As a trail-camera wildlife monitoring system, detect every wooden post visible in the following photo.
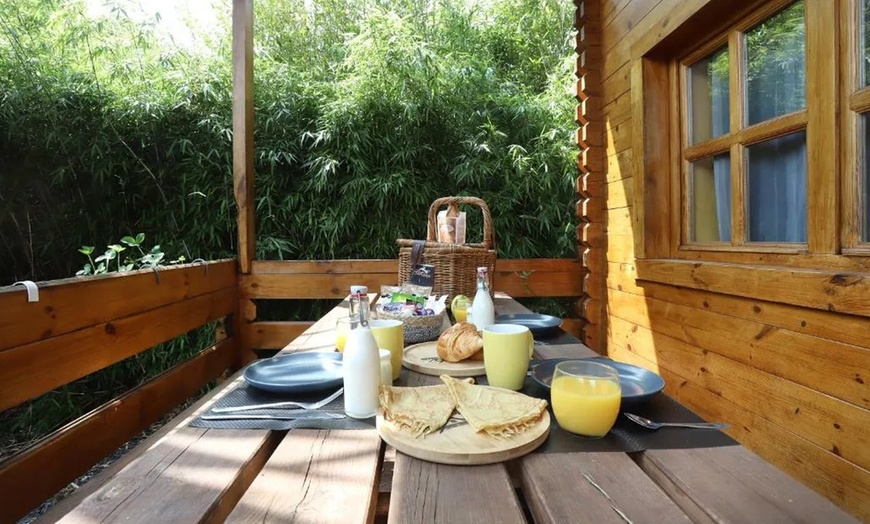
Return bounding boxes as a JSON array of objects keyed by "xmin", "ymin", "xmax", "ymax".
[
  {"xmin": 233, "ymin": 0, "xmax": 257, "ymax": 363},
  {"xmin": 233, "ymin": 0, "xmax": 255, "ymax": 275},
  {"xmin": 575, "ymin": 0, "xmax": 606, "ymax": 352}
]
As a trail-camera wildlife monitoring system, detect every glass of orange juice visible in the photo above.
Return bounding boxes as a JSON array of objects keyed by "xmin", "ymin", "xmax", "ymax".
[
  {"xmin": 335, "ymin": 317, "xmax": 352, "ymax": 352},
  {"xmin": 551, "ymin": 360, "xmax": 621, "ymax": 438}
]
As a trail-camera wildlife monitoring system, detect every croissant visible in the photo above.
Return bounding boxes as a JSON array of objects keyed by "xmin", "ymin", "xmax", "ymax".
[{"xmin": 437, "ymin": 322, "xmax": 484, "ymax": 362}]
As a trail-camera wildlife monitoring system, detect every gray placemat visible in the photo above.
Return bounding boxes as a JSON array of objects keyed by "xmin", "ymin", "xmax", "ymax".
[
  {"xmin": 519, "ymin": 376, "xmax": 737, "ymax": 453},
  {"xmin": 190, "ymin": 383, "xmax": 375, "ymax": 430}
]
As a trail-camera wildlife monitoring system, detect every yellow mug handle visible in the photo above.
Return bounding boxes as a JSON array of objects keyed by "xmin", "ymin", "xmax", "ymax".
[{"xmin": 527, "ymin": 330, "xmax": 534, "ymax": 358}]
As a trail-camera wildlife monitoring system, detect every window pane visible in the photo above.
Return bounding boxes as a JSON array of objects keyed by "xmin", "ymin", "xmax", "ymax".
[
  {"xmin": 746, "ymin": 132, "xmax": 807, "ymax": 243},
  {"xmin": 864, "ymin": 114, "xmax": 870, "ymax": 241},
  {"xmin": 690, "ymin": 154, "xmax": 731, "ymax": 242},
  {"xmin": 864, "ymin": 0, "xmax": 870, "ymax": 86},
  {"xmin": 744, "ymin": 1, "xmax": 806, "ymax": 125},
  {"xmin": 688, "ymin": 48, "xmax": 729, "ymax": 144}
]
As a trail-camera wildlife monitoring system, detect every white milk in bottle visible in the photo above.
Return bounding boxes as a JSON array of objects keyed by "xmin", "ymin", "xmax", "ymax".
[
  {"xmin": 470, "ymin": 266, "xmax": 495, "ymax": 330},
  {"xmin": 342, "ymin": 286, "xmax": 380, "ymax": 419}
]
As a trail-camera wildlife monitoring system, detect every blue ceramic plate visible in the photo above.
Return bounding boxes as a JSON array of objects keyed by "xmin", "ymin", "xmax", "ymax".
[
  {"xmin": 530, "ymin": 357, "xmax": 665, "ymax": 404},
  {"xmin": 244, "ymin": 352, "xmax": 344, "ymax": 394},
  {"xmin": 495, "ymin": 313, "xmax": 562, "ymax": 334}
]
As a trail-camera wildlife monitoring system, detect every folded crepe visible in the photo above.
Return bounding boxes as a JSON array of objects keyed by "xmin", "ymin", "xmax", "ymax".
[
  {"xmin": 440, "ymin": 375, "xmax": 548, "ymax": 438},
  {"xmin": 378, "ymin": 380, "xmax": 472, "ymax": 438}
]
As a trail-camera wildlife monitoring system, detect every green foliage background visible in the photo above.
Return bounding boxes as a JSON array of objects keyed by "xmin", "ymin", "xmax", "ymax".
[
  {"xmin": 0, "ymin": 0, "xmax": 578, "ymax": 285},
  {"xmin": 0, "ymin": 0, "xmax": 578, "ymax": 459}
]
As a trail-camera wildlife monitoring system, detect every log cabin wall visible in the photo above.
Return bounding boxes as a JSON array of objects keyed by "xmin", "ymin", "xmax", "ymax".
[{"xmin": 598, "ymin": 0, "xmax": 870, "ymax": 520}]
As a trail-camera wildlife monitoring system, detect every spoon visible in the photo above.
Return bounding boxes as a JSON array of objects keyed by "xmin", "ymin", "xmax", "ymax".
[{"xmin": 624, "ymin": 413, "xmax": 728, "ymax": 430}]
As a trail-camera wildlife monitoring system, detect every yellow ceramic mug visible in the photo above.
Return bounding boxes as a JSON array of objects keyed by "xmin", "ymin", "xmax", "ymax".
[
  {"xmin": 370, "ymin": 319, "xmax": 404, "ymax": 381},
  {"xmin": 483, "ymin": 324, "xmax": 534, "ymax": 390}
]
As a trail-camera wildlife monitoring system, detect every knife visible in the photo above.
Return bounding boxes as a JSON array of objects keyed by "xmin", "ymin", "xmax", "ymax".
[{"xmin": 202, "ymin": 412, "xmax": 346, "ymax": 421}]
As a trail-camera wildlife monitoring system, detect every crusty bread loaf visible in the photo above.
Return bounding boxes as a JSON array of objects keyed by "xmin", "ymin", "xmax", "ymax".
[{"xmin": 437, "ymin": 322, "xmax": 484, "ymax": 362}]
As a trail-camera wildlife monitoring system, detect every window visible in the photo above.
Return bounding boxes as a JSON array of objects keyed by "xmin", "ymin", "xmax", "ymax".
[
  {"xmin": 632, "ymin": 0, "xmax": 870, "ymax": 270},
  {"xmin": 682, "ymin": 1, "xmax": 808, "ymax": 249}
]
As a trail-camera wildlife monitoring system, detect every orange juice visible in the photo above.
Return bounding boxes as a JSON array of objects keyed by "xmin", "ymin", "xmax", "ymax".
[
  {"xmin": 454, "ymin": 306, "xmax": 468, "ymax": 323},
  {"xmin": 551, "ymin": 375, "xmax": 621, "ymax": 437},
  {"xmin": 336, "ymin": 332, "xmax": 347, "ymax": 352}
]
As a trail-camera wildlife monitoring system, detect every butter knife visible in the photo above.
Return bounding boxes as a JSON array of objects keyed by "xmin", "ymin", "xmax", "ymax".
[{"xmin": 202, "ymin": 412, "xmax": 345, "ymax": 421}]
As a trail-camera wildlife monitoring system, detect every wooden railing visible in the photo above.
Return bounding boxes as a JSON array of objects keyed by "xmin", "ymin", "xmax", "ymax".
[
  {"xmin": 239, "ymin": 258, "xmax": 586, "ymax": 350},
  {"xmin": 0, "ymin": 256, "xmax": 582, "ymax": 521},
  {"xmin": 0, "ymin": 260, "xmax": 241, "ymax": 523}
]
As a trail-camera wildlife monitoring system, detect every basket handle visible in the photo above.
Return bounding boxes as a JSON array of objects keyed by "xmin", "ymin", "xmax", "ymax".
[{"xmin": 426, "ymin": 196, "xmax": 494, "ymax": 248}]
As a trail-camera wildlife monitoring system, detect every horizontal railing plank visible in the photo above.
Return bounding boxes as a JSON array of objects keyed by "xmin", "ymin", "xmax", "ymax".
[
  {"xmin": 242, "ymin": 321, "xmax": 311, "ymax": 350},
  {"xmin": 252, "ymin": 259, "xmax": 398, "ymax": 274},
  {"xmin": 242, "ymin": 258, "xmax": 583, "ymax": 299},
  {"xmin": 0, "ymin": 260, "xmax": 237, "ymax": 352},
  {"xmin": 0, "ymin": 337, "xmax": 238, "ymax": 524},
  {"xmin": 0, "ymin": 287, "xmax": 236, "ymax": 411}
]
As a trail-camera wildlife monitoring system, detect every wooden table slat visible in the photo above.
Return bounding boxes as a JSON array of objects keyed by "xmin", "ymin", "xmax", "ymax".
[
  {"xmin": 388, "ymin": 456, "xmax": 526, "ymax": 524},
  {"xmin": 56, "ymin": 426, "xmax": 281, "ymax": 524},
  {"xmin": 518, "ymin": 452, "xmax": 690, "ymax": 524},
  {"xmin": 636, "ymin": 446, "xmax": 861, "ymax": 524},
  {"xmin": 227, "ymin": 429, "xmax": 383, "ymax": 524}
]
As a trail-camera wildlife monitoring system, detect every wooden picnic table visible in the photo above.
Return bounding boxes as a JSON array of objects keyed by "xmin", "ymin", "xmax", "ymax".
[{"xmin": 40, "ymin": 294, "xmax": 858, "ymax": 523}]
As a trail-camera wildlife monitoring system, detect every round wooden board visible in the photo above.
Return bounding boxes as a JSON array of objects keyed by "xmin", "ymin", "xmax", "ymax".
[
  {"xmin": 402, "ymin": 341, "xmax": 485, "ymax": 377},
  {"xmin": 377, "ymin": 411, "xmax": 550, "ymax": 465}
]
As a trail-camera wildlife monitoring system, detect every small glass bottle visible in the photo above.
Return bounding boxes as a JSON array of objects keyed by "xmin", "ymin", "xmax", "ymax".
[
  {"xmin": 342, "ymin": 286, "xmax": 381, "ymax": 419},
  {"xmin": 469, "ymin": 266, "xmax": 495, "ymax": 331}
]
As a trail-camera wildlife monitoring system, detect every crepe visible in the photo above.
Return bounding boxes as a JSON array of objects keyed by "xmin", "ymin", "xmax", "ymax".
[
  {"xmin": 378, "ymin": 380, "xmax": 471, "ymax": 438},
  {"xmin": 440, "ymin": 375, "xmax": 548, "ymax": 438}
]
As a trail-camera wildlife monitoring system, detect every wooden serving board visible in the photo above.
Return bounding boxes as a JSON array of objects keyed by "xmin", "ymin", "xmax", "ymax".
[
  {"xmin": 402, "ymin": 341, "xmax": 485, "ymax": 377},
  {"xmin": 377, "ymin": 411, "xmax": 550, "ymax": 465}
]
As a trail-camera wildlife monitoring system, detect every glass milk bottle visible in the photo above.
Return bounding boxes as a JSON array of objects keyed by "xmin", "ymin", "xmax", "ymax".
[
  {"xmin": 469, "ymin": 266, "xmax": 495, "ymax": 331},
  {"xmin": 342, "ymin": 286, "xmax": 381, "ymax": 419}
]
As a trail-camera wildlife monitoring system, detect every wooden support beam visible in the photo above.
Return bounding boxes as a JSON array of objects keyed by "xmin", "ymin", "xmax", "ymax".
[{"xmin": 232, "ymin": 0, "xmax": 255, "ymax": 274}]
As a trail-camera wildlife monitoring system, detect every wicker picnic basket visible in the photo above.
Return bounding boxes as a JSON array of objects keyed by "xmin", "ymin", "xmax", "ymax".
[{"xmin": 397, "ymin": 196, "xmax": 497, "ymax": 302}]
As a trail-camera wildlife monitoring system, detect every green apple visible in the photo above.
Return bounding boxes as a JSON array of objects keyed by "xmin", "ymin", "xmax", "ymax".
[{"xmin": 451, "ymin": 294, "xmax": 472, "ymax": 311}]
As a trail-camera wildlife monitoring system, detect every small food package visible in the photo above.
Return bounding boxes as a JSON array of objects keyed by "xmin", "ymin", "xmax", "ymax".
[{"xmin": 437, "ymin": 203, "xmax": 466, "ymax": 244}]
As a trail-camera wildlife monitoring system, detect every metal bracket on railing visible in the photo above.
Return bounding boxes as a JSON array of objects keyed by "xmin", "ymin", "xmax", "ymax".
[
  {"xmin": 151, "ymin": 266, "xmax": 161, "ymax": 285},
  {"xmin": 192, "ymin": 258, "xmax": 208, "ymax": 275},
  {"xmin": 11, "ymin": 280, "xmax": 39, "ymax": 302}
]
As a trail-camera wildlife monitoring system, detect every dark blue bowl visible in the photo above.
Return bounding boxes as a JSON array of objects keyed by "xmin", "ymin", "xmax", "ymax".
[{"xmin": 530, "ymin": 357, "xmax": 665, "ymax": 404}]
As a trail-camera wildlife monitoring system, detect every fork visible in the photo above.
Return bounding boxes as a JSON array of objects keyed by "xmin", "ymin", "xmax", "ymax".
[
  {"xmin": 624, "ymin": 412, "xmax": 728, "ymax": 430},
  {"xmin": 211, "ymin": 387, "xmax": 344, "ymax": 414}
]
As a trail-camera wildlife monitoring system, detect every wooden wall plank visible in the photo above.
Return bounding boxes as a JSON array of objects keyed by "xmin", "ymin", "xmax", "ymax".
[
  {"xmin": 607, "ymin": 288, "xmax": 870, "ymax": 409},
  {"xmin": 227, "ymin": 430, "xmax": 382, "ymax": 524},
  {"xmin": 606, "ymin": 260, "xmax": 870, "ymax": 349},
  {"xmin": 636, "ymin": 258, "xmax": 870, "ymax": 317},
  {"xmin": 0, "ymin": 287, "xmax": 236, "ymax": 411},
  {"xmin": 0, "ymin": 260, "xmax": 236, "ymax": 353},
  {"xmin": 0, "ymin": 338, "xmax": 238, "ymax": 524},
  {"xmin": 232, "ymin": 0, "xmax": 255, "ymax": 274}
]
